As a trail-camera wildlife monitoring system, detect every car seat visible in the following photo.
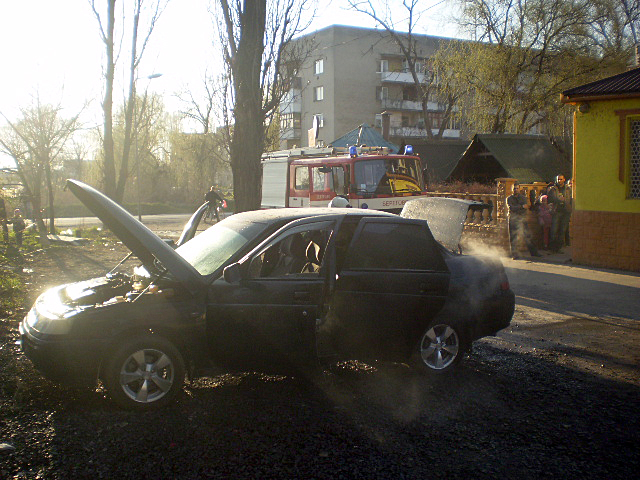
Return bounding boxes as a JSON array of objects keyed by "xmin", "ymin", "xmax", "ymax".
[{"xmin": 270, "ymin": 233, "xmax": 308, "ymax": 276}]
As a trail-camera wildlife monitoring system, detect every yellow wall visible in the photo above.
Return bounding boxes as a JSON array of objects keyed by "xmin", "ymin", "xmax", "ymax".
[{"xmin": 574, "ymin": 98, "xmax": 640, "ymax": 213}]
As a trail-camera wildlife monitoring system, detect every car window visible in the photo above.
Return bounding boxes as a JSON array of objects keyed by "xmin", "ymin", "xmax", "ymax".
[
  {"xmin": 343, "ymin": 221, "xmax": 442, "ymax": 271},
  {"xmin": 176, "ymin": 218, "xmax": 268, "ymax": 276},
  {"xmin": 248, "ymin": 223, "xmax": 333, "ymax": 278},
  {"xmin": 295, "ymin": 166, "xmax": 309, "ymax": 190}
]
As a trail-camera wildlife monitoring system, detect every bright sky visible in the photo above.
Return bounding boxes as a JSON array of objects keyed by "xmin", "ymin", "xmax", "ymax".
[{"xmin": 0, "ymin": 0, "xmax": 459, "ymax": 165}]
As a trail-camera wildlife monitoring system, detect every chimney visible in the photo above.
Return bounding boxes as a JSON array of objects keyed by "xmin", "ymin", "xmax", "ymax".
[{"xmin": 381, "ymin": 111, "xmax": 391, "ymax": 141}]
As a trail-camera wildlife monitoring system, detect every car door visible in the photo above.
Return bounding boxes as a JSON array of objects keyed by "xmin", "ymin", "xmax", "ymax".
[
  {"xmin": 206, "ymin": 219, "xmax": 336, "ymax": 370},
  {"xmin": 319, "ymin": 217, "xmax": 450, "ymax": 361}
]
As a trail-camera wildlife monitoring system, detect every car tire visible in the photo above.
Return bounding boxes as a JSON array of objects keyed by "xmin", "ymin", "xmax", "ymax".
[
  {"xmin": 413, "ymin": 320, "xmax": 465, "ymax": 374},
  {"xmin": 104, "ymin": 334, "xmax": 185, "ymax": 410}
]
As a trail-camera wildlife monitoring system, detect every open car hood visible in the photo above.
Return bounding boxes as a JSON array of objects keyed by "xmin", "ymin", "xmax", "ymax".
[
  {"xmin": 400, "ymin": 197, "xmax": 488, "ymax": 253},
  {"xmin": 66, "ymin": 180, "xmax": 205, "ymax": 293},
  {"xmin": 176, "ymin": 202, "xmax": 209, "ymax": 247}
]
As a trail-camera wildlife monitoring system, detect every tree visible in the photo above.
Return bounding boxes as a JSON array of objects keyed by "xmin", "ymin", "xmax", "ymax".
[
  {"xmin": 348, "ymin": 0, "xmax": 456, "ymax": 139},
  {"xmin": 174, "ymin": 72, "xmax": 231, "ymax": 202},
  {"xmin": 442, "ymin": 0, "xmax": 631, "ymax": 136},
  {"xmin": 0, "ymin": 100, "xmax": 81, "ymax": 240},
  {"xmin": 216, "ymin": 0, "xmax": 315, "ymax": 212},
  {"xmin": 89, "ymin": 0, "xmax": 167, "ymax": 203}
]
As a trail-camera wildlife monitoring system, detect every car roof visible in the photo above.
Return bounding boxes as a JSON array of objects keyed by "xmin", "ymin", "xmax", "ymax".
[{"xmin": 229, "ymin": 207, "xmax": 398, "ymax": 226}]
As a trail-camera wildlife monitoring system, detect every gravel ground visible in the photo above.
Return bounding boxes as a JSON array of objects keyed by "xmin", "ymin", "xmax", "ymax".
[{"xmin": 1, "ymin": 239, "xmax": 639, "ymax": 479}]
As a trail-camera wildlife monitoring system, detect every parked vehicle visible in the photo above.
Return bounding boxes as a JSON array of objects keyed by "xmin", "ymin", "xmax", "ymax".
[
  {"xmin": 19, "ymin": 180, "xmax": 514, "ymax": 410},
  {"xmin": 262, "ymin": 145, "xmax": 427, "ymax": 213}
]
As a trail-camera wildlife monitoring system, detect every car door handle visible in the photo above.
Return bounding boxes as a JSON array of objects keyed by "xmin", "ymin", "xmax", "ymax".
[{"xmin": 294, "ymin": 291, "xmax": 311, "ymax": 301}]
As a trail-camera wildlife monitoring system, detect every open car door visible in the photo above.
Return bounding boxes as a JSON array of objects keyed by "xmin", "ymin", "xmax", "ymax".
[{"xmin": 206, "ymin": 217, "xmax": 339, "ymax": 370}]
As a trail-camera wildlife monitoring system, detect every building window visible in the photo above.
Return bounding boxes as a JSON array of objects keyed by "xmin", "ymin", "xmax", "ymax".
[
  {"xmin": 314, "ymin": 86, "xmax": 324, "ymax": 101},
  {"xmin": 281, "ymin": 113, "xmax": 301, "ymax": 130},
  {"xmin": 315, "ymin": 59, "xmax": 324, "ymax": 75},
  {"xmin": 375, "ymin": 114, "xmax": 382, "ymax": 128},
  {"xmin": 376, "ymin": 86, "xmax": 388, "ymax": 101},
  {"xmin": 630, "ymin": 119, "xmax": 640, "ymax": 198},
  {"xmin": 379, "ymin": 59, "xmax": 389, "ymax": 72},
  {"xmin": 313, "ymin": 114, "xmax": 324, "ymax": 128}
]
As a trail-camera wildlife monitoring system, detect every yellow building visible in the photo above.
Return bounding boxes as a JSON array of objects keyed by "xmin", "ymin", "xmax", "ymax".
[{"xmin": 562, "ymin": 67, "xmax": 640, "ymax": 271}]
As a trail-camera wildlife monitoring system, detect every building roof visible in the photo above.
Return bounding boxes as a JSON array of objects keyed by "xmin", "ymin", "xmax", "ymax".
[
  {"xmin": 409, "ymin": 139, "xmax": 469, "ymax": 183},
  {"xmin": 330, "ymin": 123, "xmax": 399, "ymax": 153},
  {"xmin": 452, "ymin": 134, "xmax": 570, "ymax": 184},
  {"xmin": 562, "ymin": 67, "xmax": 640, "ymax": 102}
]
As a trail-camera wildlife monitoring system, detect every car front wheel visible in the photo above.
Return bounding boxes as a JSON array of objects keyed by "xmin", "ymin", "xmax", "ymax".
[
  {"xmin": 415, "ymin": 321, "xmax": 464, "ymax": 374},
  {"xmin": 104, "ymin": 334, "xmax": 185, "ymax": 410}
]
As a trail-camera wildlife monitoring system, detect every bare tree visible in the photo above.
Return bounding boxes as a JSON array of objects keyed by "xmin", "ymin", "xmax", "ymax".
[
  {"xmin": 216, "ymin": 0, "xmax": 316, "ymax": 212},
  {"xmin": 175, "ymin": 73, "xmax": 230, "ymax": 200},
  {"xmin": 0, "ymin": 100, "xmax": 81, "ymax": 239},
  {"xmin": 348, "ymin": 0, "xmax": 456, "ymax": 139},
  {"xmin": 89, "ymin": 0, "xmax": 168, "ymax": 203},
  {"xmin": 441, "ymin": 0, "xmax": 630, "ymax": 136}
]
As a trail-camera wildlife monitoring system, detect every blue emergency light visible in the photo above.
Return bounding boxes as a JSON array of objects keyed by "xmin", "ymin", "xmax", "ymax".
[
  {"xmin": 349, "ymin": 145, "xmax": 358, "ymax": 157},
  {"xmin": 404, "ymin": 144, "xmax": 414, "ymax": 155}
]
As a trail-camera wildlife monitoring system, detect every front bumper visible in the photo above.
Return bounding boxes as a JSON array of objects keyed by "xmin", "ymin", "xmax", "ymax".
[{"xmin": 19, "ymin": 320, "xmax": 105, "ymax": 388}]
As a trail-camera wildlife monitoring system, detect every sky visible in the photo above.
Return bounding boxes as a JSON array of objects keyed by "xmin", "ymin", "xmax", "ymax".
[{"xmin": 0, "ymin": 0, "xmax": 460, "ymax": 165}]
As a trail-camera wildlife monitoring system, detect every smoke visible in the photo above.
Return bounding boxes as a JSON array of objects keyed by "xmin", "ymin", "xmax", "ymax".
[{"xmin": 461, "ymin": 238, "xmax": 508, "ymax": 260}]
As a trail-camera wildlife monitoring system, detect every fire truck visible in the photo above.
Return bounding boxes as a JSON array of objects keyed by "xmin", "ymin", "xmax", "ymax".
[{"xmin": 261, "ymin": 145, "xmax": 426, "ymax": 213}]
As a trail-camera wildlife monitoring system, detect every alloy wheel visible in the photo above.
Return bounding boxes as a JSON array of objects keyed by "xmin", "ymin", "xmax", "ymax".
[
  {"xmin": 420, "ymin": 324, "xmax": 460, "ymax": 370},
  {"xmin": 119, "ymin": 348, "xmax": 175, "ymax": 403}
]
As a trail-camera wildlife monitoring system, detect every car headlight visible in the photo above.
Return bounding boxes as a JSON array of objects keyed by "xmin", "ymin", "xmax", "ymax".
[{"xmin": 26, "ymin": 286, "xmax": 77, "ymax": 335}]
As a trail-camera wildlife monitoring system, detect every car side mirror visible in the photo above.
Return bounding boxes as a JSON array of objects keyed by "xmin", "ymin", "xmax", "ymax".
[{"xmin": 223, "ymin": 263, "xmax": 242, "ymax": 284}]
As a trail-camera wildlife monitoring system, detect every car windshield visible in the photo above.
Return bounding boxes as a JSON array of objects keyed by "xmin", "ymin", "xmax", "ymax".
[
  {"xmin": 175, "ymin": 216, "xmax": 268, "ymax": 276},
  {"xmin": 354, "ymin": 157, "xmax": 423, "ymax": 195}
]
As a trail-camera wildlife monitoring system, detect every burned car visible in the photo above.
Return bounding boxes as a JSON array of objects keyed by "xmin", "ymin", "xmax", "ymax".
[{"xmin": 19, "ymin": 180, "xmax": 514, "ymax": 409}]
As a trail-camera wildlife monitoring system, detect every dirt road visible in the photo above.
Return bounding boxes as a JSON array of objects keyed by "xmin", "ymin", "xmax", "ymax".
[{"xmin": 1, "ymin": 231, "xmax": 638, "ymax": 479}]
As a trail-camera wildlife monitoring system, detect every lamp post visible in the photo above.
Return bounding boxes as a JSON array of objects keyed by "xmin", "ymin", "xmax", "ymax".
[{"xmin": 135, "ymin": 73, "xmax": 163, "ymax": 221}]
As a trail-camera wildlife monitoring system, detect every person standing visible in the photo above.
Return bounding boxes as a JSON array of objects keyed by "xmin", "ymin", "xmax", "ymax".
[
  {"xmin": 507, "ymin": 183, "xmax": 541, "ymax": 259},
  {"xmin": 11, "ymin": 209, "xmax": 25, "ymax": 246},
  {"xmin": 537, "ymin": 195, "xmax": 553, "ymax": 250},
  {"xmin": 547, "ymin": 174, "xmax": 572, "ymax": 253}
]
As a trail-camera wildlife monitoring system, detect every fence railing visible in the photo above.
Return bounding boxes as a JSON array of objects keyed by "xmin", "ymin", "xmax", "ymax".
[{"xmin": 423, "ymin": 192, "xmax": 500, "ymax": 226}]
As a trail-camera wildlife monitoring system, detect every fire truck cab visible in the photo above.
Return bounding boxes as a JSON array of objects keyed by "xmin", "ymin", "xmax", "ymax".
[{"xmin": 261, "ymin": 145, "xmax": 426, "ymax": 213}]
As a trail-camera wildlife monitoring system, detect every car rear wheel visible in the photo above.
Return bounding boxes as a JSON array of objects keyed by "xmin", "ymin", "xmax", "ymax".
[
  {"xmin": 104, "ymin": 335, "xmax": 185, "ymax": 410},
  {"xmin": 415, "ymin": 321, "xmax": 464, "ymax": 374}
]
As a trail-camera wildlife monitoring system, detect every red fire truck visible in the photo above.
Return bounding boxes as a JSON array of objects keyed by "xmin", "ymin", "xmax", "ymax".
[{"xmin": 261, "ymin": 145, "xmax": 426, "ymax": 213}]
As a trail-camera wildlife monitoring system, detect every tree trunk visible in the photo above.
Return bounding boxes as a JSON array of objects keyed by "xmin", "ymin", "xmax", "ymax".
[
  {"xmin": 102, "ymin": 0, "xmax": 117, "ymax": 199},
  {"xmin": 15, "ymin": 168, "xmax": 49, "ymax": 246},
  {"xmin": 116, "ymin": 4, "xmax": 140, "ymax": 204},
  {"xmin": 228, "ymin": 0, "xmax": 267, "ymax": 212},
  {"xmin": 44, "ymin": 160, "xmax": 55, "ymax": 234}
]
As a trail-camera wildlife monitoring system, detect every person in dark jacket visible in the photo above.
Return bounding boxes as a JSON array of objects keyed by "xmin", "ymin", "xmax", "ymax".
[
  {"xmin": 547, "ymin": 174, "xmax": 572, "ymax": 253},
  {"xmin": 507, "ymin": 183, "xmax": 541, "ymax": 259},
  {"xmin": 11, "ymin": 209, "xmax": 26, "ymax": 246},
  {"xmin": 204, "ymin": 186, "xmax": 224, "ymax": 222}
]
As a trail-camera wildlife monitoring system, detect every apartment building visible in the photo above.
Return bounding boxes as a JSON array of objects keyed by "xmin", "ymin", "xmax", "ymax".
[{"xmin": 279, "ymin": 25, "xmax": 461, "ymax": 150}]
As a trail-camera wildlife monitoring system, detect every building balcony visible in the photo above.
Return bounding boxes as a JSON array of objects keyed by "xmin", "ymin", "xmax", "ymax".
[
  {"xmin": 381, "ymin": 98, "xmax": 440, "ymax": 111},
  {"xmin": 280, "ymin": 89, "xmax": 302, "ymax": 114},
  {"xmin": 389, "ymin": 126, "xmax": 461, "ymax": 138},
  {"xmin": 380, "ymin": 70, "xmax": 429, "ymax": 84},
  {"xmin": 280, "ymin": 127, "xmax": 301, "ymax": 140}
]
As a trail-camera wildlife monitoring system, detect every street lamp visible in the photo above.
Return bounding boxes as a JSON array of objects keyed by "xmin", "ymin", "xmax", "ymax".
[{"xmin": 135, "ymin": 73, "xmax": 163, "ymax": 221}]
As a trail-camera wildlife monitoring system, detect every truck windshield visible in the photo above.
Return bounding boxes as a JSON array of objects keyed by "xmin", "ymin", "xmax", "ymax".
[{"xmin": 353, "ymin": 157, "xmax": 423, "ymax": 195}]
